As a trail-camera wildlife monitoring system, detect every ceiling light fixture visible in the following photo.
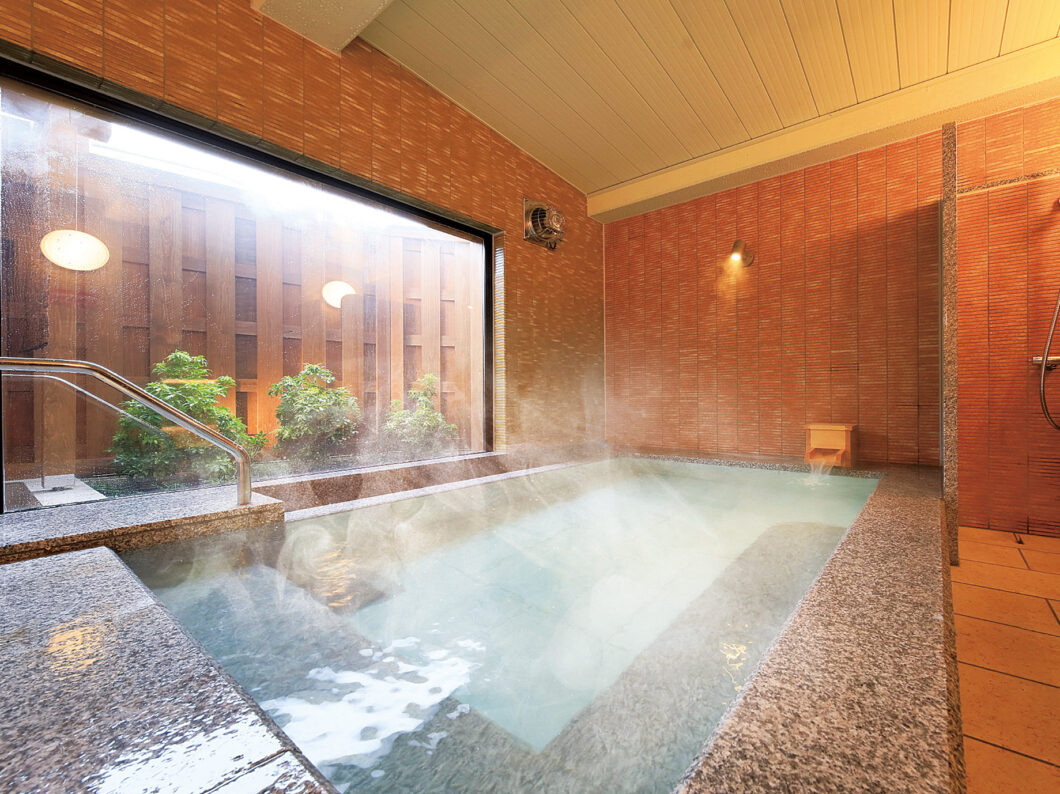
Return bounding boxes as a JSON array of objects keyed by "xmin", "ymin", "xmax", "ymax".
[
  {"xmin": 40, "ymin": 138, "xmax": 109, "ymax": 272},
  {"xmin": 321, "ymin": 280, "xmax": 356, "ymax": 308},
  {"xmin": 40, "ymin": 229, "xmax": 110, "ymax": 271},
  {"xmin": 730, "ymin": 239, "xmax": 753, "ymax": 266}
]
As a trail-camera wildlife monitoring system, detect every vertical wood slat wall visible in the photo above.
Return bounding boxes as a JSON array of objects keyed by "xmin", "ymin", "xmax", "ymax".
[
  {"xmin": 2, "ymin": 147, "xmax": 485, "ymax": 475},
  {"xmin": 600, "ymin": 133, "xmax": 960, "ymax": 472},
  {"xmin": 604, "ymin": 130, "xmax": 943, "ymax": 466},
  {"xmin": 956, "ymin": 97, "xmax": 1060, "ymax": 536}
]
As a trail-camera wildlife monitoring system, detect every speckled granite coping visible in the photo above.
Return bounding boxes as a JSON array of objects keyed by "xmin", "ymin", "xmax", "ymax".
[
  {"xmin": 676, "ymin": 464, "xmax": 964, "ymax": 794},
  {"xmin": 0, "ymin": 547, "xmax": 333, "ymax": 793},
  {"xmin": 285, "ymin": 462, "xmax": 577, "ymax": 521},
  {"xmin": 0, "ymin": 486, "xmax": 283, "ymax": 564},
  {"xmin": 256, "ymin": 443, "xmax": 609, "ymax": 511}
]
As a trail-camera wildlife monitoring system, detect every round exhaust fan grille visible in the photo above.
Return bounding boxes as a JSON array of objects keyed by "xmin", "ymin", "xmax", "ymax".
[{"xmin": 524, "ymin": 199, "xmax": 566, "ymax": 250}]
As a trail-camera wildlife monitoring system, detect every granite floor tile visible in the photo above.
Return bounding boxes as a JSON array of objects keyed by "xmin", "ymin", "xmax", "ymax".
[
  {"xmin": 959, "ymin": 526, "xmax": 1020, "ymax": 547},
  {"xmin": 964, "ymin": 738, "xmax": 1060, "ymax": 794},
  {"xmin": 952, "ymin": 583, "xmax": 1060, "ymax": 635},
  {"xmin": 1022, "ymin": 549, "xmax": 1060, "ymax": 575},
  {"xmin": 959, "ymin": 540, "xmax": 1028, "ymax": 569},
  {"xmin": 950, "ymin": 560, "xmax": 1060, "ymax": 600},
  {"xmin": 954, "ymin": 615, "xmax": 1060, "ymax": 686},
  {"xmin": 958, "ymin": 663, "xmax": 1060, "ymax": 765}
]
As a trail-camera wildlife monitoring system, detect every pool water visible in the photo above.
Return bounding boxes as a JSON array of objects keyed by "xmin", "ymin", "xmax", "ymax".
[{"xmin": 123, "ymin": 458, "xmax": 878, "ymax": 793}]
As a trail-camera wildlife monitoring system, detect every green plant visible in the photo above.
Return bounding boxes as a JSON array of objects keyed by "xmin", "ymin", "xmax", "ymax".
[
  {"xmin": 268, "ymin": 363, "xmax": 361, "ymax": 461},
  {"xmin": 110, "ymin": 350, "xmax": 266, "ymax": 484},
  {"xmin": 382, "ymin": 373, "xmax": 458, "ymax": 458}
]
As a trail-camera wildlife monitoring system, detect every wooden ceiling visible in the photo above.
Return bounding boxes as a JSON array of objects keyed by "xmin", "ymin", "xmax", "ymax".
[{"xmin": 356, "ymin": 0, "xmax": 1060, "ymax": 214}]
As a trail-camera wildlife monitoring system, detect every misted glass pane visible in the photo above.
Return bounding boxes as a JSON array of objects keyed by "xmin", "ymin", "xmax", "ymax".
[{"xmin": 0, "ymin": 78, "xmax": 487, "ymax": 509}]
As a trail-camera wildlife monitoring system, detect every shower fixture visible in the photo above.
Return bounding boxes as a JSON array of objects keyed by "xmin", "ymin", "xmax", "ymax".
[
  {"xmin": 1035, "ymin": 285, "xmax": 1060, "ymax": 430},
  {"xmin": 730, "ymin": 239, "xmax": 753, "ymax": 266}
]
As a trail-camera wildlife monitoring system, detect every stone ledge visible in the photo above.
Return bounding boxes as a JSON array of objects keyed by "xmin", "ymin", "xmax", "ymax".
[
  {"xmin": 0, "ymin": 487, "xmax": 283, "ymax": 564},
  {"xmin": 0, "ymin": 547, "xmax": 333, "ymax": 792}
]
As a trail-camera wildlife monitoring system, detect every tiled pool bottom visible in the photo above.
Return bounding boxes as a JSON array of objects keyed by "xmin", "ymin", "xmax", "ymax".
[{"xmin": 123, "ymin": 459, "xmax": 878, "ymax": 793}]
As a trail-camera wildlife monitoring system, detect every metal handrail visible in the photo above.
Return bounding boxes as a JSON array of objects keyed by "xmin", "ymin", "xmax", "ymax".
[{"xmin": 0, "ymin": 356, "xmax": 252, "ymax": 505}]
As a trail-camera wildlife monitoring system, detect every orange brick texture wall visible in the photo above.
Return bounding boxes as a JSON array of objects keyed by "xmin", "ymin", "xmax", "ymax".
[
  {"xmin": 605, "ymin": 132, "xmax": 943, "ymax": 465},
  {"xmin": 0, "ymin": 0, "xmax": 605, "ymax": 449},
  {"xmin": 956, "ymin": 98, "xmax": 1060, "ymax": 535}
]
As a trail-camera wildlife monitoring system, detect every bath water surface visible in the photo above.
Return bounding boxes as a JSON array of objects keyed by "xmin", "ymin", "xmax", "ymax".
[{"xmin": 124, "ymin": 458, "xmax": 877, "ymax": 793}]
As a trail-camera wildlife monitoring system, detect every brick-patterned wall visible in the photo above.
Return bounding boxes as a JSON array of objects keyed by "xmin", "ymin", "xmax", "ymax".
[
  {"xmin": 605, "ymin": 132, "xmax": 942, "ymax": 465},
  {"xmin": 956, "ymin": 98, "xmax": 1060, "ymax": 535},
  {"xmin": 0, "ymin": 0, "xmax": 605, "ymax": 449}
]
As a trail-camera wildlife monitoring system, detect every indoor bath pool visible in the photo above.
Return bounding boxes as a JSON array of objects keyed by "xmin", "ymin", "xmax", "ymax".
[{"xmin": 123, "ymin": 458, "xmax": 879, "ymax": 793}]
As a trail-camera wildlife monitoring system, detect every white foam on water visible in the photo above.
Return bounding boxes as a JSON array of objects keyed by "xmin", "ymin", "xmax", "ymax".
[{"xmin": 261, "ymin": 649, "xmax": 477, "ymax": 771}]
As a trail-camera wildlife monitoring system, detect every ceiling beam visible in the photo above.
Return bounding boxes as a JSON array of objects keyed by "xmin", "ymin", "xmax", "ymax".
[
  {"xmin": 587, "ymin": 38, "xmax": 1060, "ymax": 222},
  {"xmin": 253, "ymin": 0, "xmax": 395, "ymax": 53}
]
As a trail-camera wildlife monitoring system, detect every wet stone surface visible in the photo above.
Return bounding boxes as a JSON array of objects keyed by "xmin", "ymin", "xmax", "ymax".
[{"xmin": 0, "ymin": 547, "xmax": 332, "ymax": 793}]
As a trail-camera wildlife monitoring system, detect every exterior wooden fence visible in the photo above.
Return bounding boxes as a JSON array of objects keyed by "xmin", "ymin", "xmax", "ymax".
[{"xmin": 1, "ymin": 104, "xmax": 485, "ymax": 477}]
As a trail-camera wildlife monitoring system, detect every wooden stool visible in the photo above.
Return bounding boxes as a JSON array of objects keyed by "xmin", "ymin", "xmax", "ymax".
[{"xmin": 804, "ymin": 423, "xmax": 856, "ymax": 468}]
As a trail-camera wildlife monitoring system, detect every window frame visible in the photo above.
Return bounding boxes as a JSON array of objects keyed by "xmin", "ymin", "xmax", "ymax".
[{"xmin": 0, "ymin": 57, "xmax": 496, "ymax": 486}]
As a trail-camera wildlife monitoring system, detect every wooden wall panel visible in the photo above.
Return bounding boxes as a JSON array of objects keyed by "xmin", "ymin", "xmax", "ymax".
[
  {"xmin": 205, "ymin": 198, "xmax": 236, "ymax": 410},
  {"xmin": 856, "ymin": 147, "xmax": 888, "ymax": 462},
  {"xmin": 715, "ymin": 190, "xmax": 739, "ymax": 453},
  {"xmin": 163, "ymin": 0, "xmax": 216, "ymax": 119},
  {"xmin": 757, "ymin": 176, "xmax": 782, "ymax": 455},
  {"xmin": 916, "ymin": 130, "xmax": 942, "ymax": 465},
  {"xmin": 605, "ymin": 131, "xmax": 943, "ymax": 465},
  {"xmin": 659, "ymin": 205, "xmax": 680, "ymax": 449},
  {"xmin": 147, "ymin": 187, "xmax": 183, "ymax": 367},
  {"xmin": 695, "ymin": 196, "xmax": 717, "ymax": 451},
  {"xmin": 956, "ymin": 96, "xmax": 1060, "ymax": 537},
  {"xmin": 803, "ymin": 164, "xmax": 831, "ymax": 427},
  {"xmin": 885, "ymin": 139, "xmax": 919, "ymax": 463},
  {"xmin": 216, "ymin": 0, "xmax": 263, "ymax": 138},
  {"xmin": 736, "ymin": 183, "xmax": 759, "ymax": 453},
  {"xmin": 255, "ymin": 217, "xmax": 285, "ymax": 435},
  {"xmin": 828, "ymin": 156, "xmax": 858, "ymax": 427},
  {"xmin": 985, "ymin": 185, "xmax": 1029, "ymax": 532},
  {"xmin": 30, "ymin": 0, "xmax": 103, "ymax": 75},
  {"xmin": 676, "ymin": 201, "xmax": 698, "ymax": 450},
  {"xmin": 103, "ymin": 0, "xmax": 164, "ymax": 97},
  {"xmin": 82, "ymin": 172, "xmax": 125, "ymax": 459},
  {"xmin": 1026, "ymin": 177, "xmax": 1060, "ymax": 535},
  {"xmin": 299, "ymin": 225, "xmax": 327, "ymax": 367},
  {"xmin": 40, "ymin": 115, "xmax": 78, "ymax": 478},
  {"xmin": 779, "ymin": 171, "xmax": 806, "ymax": 457}
]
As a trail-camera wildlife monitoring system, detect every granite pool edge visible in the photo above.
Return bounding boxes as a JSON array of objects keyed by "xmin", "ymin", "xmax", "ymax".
[
  {"xmin": 0, "ymin": 546, "xmax": 338, "ymax": 793},
  {"xmin": 674, "ymin": 464, "xmax": 964, "ymax": 794}
]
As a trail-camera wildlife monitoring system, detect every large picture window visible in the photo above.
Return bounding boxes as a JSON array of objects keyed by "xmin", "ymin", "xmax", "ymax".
[{"xmin": 1, "ymin": 77, "xmax": 488, "ymax": 509}]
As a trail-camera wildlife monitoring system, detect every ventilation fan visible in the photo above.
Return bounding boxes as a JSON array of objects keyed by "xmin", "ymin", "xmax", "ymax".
[{"xmin": 524, "ymin": 198, "xmax": 566, "ymax": 250}]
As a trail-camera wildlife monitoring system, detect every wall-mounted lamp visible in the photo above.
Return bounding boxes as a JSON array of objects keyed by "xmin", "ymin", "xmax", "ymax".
[
  {"xmin": 40, "ymin": 229, "xmax": 110, "ymax": 271},
  {"xmin": 730, "ymin": 239, "xmax": 753, "ymax": 267},
  {"xmin": 321, "ymin": 280, "xmax": 356, "ymax": 308}
]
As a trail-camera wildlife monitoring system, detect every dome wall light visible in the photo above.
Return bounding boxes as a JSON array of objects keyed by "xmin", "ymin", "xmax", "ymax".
[
  {"xmin": 322, "ymin": 280, "xmax": 356, "ymax": 308},
  {"xmin": 40, "ymin": 229, "xmax": 110, "ymax": 271},
  {"xmin": 730, "ymin": 239, "xmax": 753, "ymax": 267}
]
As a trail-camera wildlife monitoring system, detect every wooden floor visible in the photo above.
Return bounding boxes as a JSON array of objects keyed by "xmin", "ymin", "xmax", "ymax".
[{"xmin": 951, "ymin": 526, "xmax": 1060, "ymax": 793}]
